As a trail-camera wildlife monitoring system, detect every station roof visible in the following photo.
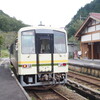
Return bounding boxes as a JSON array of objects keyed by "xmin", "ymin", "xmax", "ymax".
[
  {"xmin": 90, "ymin": 13, "xmax": 100, "ymax": 20},
  {"xmin": 75, "ymin": 13, "xmax": 100, "ymax": 38}
]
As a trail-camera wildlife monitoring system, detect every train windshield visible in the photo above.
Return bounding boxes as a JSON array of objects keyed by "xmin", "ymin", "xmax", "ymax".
[
  {"xmin": 21, "ymin": 30, "xmax": 66, "ymax": 54},
  {"xmin": 54, "ymin": 31, "xmax": 66, "ymax": 53},
  {"xmin": 21, "ymin": 31, "xmax": 35, "ymax": 54}
]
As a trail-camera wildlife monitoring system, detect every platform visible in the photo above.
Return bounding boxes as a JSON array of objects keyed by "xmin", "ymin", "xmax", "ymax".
[
  {"xmin": 68, "ymin": 59, "xmax": 100, "ymax": 77},
  {"xmin": 68, "ymin": 59, "xmax": 100, "ymax": 69},
  {"xmin": 0, "ymin": 58, "xmax": 30, "ymax": 100}
]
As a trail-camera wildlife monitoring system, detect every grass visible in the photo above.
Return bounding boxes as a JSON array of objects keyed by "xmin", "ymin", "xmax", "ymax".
[
  {"xmin": 32, "ymin": 97, "xmax": 36, "ymax": 100},
  {"xmin": 0, "ymin": 49, "xmax": 9, "ymax": 58},
  {"xmin": 10, "ymin": 64, "xmax": 13, "ymax": 69}
]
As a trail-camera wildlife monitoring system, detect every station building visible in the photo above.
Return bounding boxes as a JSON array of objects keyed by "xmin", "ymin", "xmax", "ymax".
[{"xmin": 75, "ymin": 13, "xmax": 100, "ymax": 59}]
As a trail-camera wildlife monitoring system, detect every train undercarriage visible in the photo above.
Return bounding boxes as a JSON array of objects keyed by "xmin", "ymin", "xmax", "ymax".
[{"xmin": 20, "ymin": 73, "xmax": 67, "ymax": 87}]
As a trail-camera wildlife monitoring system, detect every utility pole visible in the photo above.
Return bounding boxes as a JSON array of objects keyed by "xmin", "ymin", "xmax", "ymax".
[{"xmin": 80, "ymin": 15, "xmax": 86, "ymax": 20}]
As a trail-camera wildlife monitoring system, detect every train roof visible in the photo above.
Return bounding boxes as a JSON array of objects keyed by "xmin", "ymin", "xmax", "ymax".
[{"xmin": 18, "ymin": 26, "xmax": 66, "ymax": 33}]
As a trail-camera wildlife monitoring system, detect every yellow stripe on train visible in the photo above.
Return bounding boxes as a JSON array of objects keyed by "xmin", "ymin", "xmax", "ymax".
[{"xmin": 18, "ymin": 60, "xmax": 68, "ymax": 64}]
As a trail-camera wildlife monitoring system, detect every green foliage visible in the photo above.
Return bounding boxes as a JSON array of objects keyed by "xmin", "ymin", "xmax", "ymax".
[
  {"xmin": 0, "ymin": 10, "xmax": 28, "ymax": 49},
  {"xmin": 0, "ymin": 34, "xmax": 3, "ymax": 46},
  {"xmin": 67, "ymin": 20, "xmax": 83, "ymax": 38},
  {"xmin": 68, "ymin": 36, "xmax": 79, "ymax": 43},
  {"xmin": 0, "ymin": 49, "xmax": 9, "ymax": 58},
  {"xmin": 0, "ymin": 10, "xmax": 27, "ymax": 32},
  {"xmin": 32, "ymin": 97, "xmax": 36, "ymax": 100},
  {"xmin": 0, "ymin": 31, "xmax": 17, "ymax": 49},
  {"xmin": 65, "ymin": 0, "xmax": 100, "ymax": 39}
]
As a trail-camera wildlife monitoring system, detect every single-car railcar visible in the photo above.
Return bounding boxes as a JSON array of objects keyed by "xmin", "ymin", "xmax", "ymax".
[{"xmin": 10, "ymin": 26, "xmax": 68, "ymax": 87}]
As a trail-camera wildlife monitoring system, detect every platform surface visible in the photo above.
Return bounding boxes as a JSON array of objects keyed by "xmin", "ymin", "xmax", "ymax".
[
  {"xmin": 69, "ymin": 59, "xmax": 100, "ymax": 69},
  {"xmin": 0, "ymin": 58, "xmax": 28, "ymax": 100}
]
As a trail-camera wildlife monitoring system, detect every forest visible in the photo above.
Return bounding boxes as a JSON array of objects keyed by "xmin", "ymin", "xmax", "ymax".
[
  {"xmin": 65, "ymin": 0, "xmax": 100, "ymax": 41},
  {"xmin": 0, "ymin": 10, "xmax": 27, "ymax": 49},
  {"xmin": 0, "ymin": 10, "xmax": 27, "ymax": 32}
]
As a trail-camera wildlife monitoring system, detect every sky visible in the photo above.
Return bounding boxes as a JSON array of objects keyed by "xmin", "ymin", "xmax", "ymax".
[{"xmin": 0, "ymin": 0, "xmax": 93, "ymax": 27}]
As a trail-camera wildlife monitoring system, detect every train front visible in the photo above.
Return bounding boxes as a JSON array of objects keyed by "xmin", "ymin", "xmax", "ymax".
[{"xmin": 18, "ymin": 27, "xmax": 68, "ymax": 87}]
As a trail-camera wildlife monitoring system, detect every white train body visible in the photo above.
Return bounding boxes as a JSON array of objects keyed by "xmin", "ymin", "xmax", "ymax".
[{"xmin": 10, "ymin": 26, "xmax": 68, "ymax": 87}]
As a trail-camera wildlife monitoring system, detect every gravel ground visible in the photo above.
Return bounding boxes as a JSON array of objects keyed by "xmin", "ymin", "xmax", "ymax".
[{"xmin": 54, "ymin": 85, "xmax": 87, "ymax": 100}]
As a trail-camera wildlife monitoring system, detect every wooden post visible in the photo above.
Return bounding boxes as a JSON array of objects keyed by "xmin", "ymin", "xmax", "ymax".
[
  {"xmin": 80, "ymin": 42, "xmax": 82, "ymax": 58},
  {"xmin": 91, "ymin": 32, "xmax": 94, "ymax": 60},
  {"xmin": 91, "ymin": 42, "xmax": 94, "ymax": 59}
]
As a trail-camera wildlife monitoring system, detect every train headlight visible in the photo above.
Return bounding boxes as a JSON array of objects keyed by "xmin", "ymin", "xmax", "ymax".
[
  {"xmin": 22, "ymin": 64, "xmax": 32, "ymax": 68},
  {"xmin": 22, "ymin": 65, "xmax": 27, "ymax": 68}
]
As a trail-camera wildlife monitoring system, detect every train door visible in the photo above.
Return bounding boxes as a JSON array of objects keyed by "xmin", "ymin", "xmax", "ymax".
[{"xmin": 35, "ymin": 34, "xmax": 54, "ymax": 73}]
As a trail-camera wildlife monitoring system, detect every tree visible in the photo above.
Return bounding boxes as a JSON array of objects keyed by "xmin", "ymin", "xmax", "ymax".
[
  {"xmin": 67, "ymin": 20, "xmax": 83, "ymax": 38},
  {"xmin": 0, "ymin": 35, "xmax": 3, "ymax": 56},
  {"xmin": 0, "ymin": 35, "xmax": 3, "ymax": 46},
  {"xmin": 65, "ymin": 0, "xmax": 100, "ymax": 39},
  {"xmin": 0, "ymin": 10, "xmax": 27, "ymax": 32}
]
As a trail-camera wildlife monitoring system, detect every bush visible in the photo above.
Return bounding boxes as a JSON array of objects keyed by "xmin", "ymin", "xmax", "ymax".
[{"xmin": 0, "ymin": 49, "xmax": 9, "ymax": 58}]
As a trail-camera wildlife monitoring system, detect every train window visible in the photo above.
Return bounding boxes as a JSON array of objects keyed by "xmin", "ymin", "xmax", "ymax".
[
  {"xmin": 21, "ymin": 31, "xmax": 35, "ymax": 54},
  {"xmin": 40, "ymin": 39, "xmax": 50, "ymax": 53},
  {"xmin": 35, "ymin": 34, "xmax": 52, "ymax": 54},
  {"xmin": 54, "ymin": 31, "xmax": 66, "ymax": 53}
]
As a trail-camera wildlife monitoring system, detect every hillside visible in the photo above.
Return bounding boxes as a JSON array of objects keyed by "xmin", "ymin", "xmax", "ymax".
[
  {"xmin": 65, "ymin": 0, "xmax": 100, "ymax": 39},
  {"xmin": 0, "ymin": 10, "xmax": 28, "ymax": 49},
  {"xmin": 0, "ymin": 10, "xmax": 27, "ymax": 32}
]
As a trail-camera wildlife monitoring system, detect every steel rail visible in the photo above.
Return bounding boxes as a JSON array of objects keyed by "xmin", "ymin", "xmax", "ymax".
[
  {"xmin": 33, "ymin": 89, "xmax": 69, "ymax": 100},
  {"xmin": 66, "ymin": 79, "xmax": 100, "ymax": 100},
  {"xmin": 51, "ymin": 88, "xmax": 69, "ymax": 100},
  {"xmin": 68, "ymin": 71, "xmax": 100, "ymax": 88}
]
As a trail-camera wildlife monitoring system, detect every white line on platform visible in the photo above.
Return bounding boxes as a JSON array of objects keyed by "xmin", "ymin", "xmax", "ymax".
[
  {"xmin": 0, "ymin": 60, "xmax": 5, "ymax": 65},
  {"xmin": 0, "ymin": 58, "xmax": 9, "ymax": 65}
]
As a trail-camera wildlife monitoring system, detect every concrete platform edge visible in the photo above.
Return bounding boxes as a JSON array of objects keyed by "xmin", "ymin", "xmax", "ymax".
[
  {"xmin": 9, "ymin": 68, "xmax": 31, "ymax": 100},
  {"xmin": 67, "ymin": 79, "xmax": 100, "ymax": 95}
]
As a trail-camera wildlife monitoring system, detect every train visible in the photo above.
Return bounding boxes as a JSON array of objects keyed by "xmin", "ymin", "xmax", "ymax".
[{"xmin": 10, "ymin": 26, "xmax": 68, "ymax": 87}]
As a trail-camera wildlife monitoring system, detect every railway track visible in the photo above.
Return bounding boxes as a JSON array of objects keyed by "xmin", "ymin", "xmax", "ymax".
[
  {"xmin": 68, "ymin": 70, "xmax": 100, "ymax": 90},
  {"xmin": 27, "ymin": 85, "xmax": 86, "ymax": 100},
  {"xmin": 67, "ymin": 71, "xmax": 100, "ymax": 100},
  {"xmin": 33, "ymin": 88, "xmax": 69, "ymax": 100},
  {"xmin": 26, "ymin": 71, "xmax": 100, "ymax": 100}
]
